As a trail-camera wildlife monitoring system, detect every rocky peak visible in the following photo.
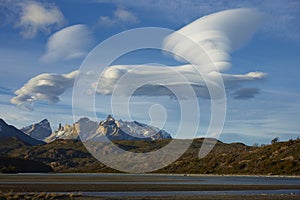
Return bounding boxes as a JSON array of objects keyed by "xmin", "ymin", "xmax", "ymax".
[
  {"xmin": 78, "ymin": 117, "xmax": 93, "ymax": 123},
  {"xmin": 58, "ymin": 123, "xmax": 63, "ymax": 131},
  {"xmin": 21, "ymin": 119, "xmax": 52, "ymax": 141},
  {"xmin": 44, "ymin": 117, "xmax": 99, "ymax": 142},
  {"xmin": 0, "ymin": 118, "xmax": 44, "ymax": 146},
  {"xmin": 44, "ymin": 115, "xmax": 172, "ymax": 142},
  {"xmin": 40, "ymin": 119, "xmax": 49, "ymax": 124},
  {"xmin": 86, "ymin": 115, "xmax": 172, "ymax": 141},
  {"xmin": 0, "ymin": 118, "xmax": 5, "ymax": 124},
  {"xmin": 104, "ymin": 115, "xmax": 116, "ymax": 125},
  {"xmin": 0, "ymin": 118, "xmax": 7, "ymax": 128}
]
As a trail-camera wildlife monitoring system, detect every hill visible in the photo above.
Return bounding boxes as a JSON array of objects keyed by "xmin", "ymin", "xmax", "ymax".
[{"xmin": 1, "ymin": 137, "xmax": 299, "ymax": 175}]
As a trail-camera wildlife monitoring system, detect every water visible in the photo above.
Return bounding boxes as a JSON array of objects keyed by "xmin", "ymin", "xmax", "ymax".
[
  {"xmin": 82, "ymin": 190, "xmax": 300, "ymax": 197},
  {"xmin": 3, "ymin": 173, "xmax": 300, "ymax": 185},
  {"xmin": 2, "ymin": 173, "xmax": 300, "ymax": 197}
]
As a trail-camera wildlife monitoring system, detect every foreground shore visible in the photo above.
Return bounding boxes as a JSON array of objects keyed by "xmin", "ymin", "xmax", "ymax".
[{"xmin": 0, "ymin": 174, "xmax": 299, "ymax": 200}]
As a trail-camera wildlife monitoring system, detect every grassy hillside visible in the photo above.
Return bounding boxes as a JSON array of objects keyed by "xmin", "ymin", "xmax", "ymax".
[
  {"xmin": 158, "ymin": 139, "xmax": 300, "ymax": 175},
  {"xmin": 1, "ymin": 137, "xmax": 299, "ymax": 175}
]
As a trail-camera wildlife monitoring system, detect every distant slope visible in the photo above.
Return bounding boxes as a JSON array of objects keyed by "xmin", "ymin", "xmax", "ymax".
[
  {"xmin": 0, "ymin": 119, "xmax": 44, "ymax": 146},
  {"xmin": 1, "ymin": 137, "xmax": 300, "ymax": 175},
  {"xmin": 21, "ymin": 119, "xmax": 52, "ymax": 140}
]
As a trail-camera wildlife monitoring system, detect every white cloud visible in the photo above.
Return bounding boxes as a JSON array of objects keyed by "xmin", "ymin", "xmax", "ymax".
[
  {"xmin": 15, "ymin": 0, "xmax": 65, "ymax": 38},
  {"xmin": 114, "ymin": 7, "xmax": 138, "ymax": 23},
  {"xmin": 10, "ymin": 71, "xmax": 78, "ymax": 110},
  {"xmin": 11, "ymin": 9, "xmax": 267, "ymax": 112},
  {"xmin": 41, "ymin": 24, "xmax": 94, "ymax": 62},
  {"xmin": 93, "ymin": 64, "xmax": 266, "ymax": 99},
  {"xmin": 91, "ymin": 9, "xmax": 266, "ymax": 99},
  {"xmin": 163, "ymin": 8, "xmax": 265, "ymax": 73},
  {"xmin": 98, "ymin": 7, "xmax": 138, "ymax": 27}
]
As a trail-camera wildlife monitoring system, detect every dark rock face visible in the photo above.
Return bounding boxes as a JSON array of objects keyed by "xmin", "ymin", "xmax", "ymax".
[
  {"xmin": 21, "ymin": 119, "xmax": 52, "ymax": 141},
  {"xmin": 0, "ymin": 119, "xmax": 44, "ymax": 146}
]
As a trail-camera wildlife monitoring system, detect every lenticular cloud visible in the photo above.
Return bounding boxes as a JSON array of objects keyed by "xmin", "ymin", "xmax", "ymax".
[
  {"xmin": 163, "ymin": 8, "xmax": 265, "ymax": 73},
  {"xmin": 94, "ymin": 64, "xmax": 266, "ymax": 99},
  {"xmin": 93, "ymin": 8, "xmax": 266, "ymax": 99},
  {"xmin": 11, "ymin": 71, "xmax": 78, "ymax": 110},
  {"xmin": 11, "ymin": 8, "xmax": 267, "ymax": 109},
  {"xmin": 41, "ymin": 24, "xmax": 94, "ymax": 62}
]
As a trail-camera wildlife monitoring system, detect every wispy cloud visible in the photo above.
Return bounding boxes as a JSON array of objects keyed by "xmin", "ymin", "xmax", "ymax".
[
  {"xmin": 97, "ymin": 7, "xmax": 138, "ymax": 27},
  {"xmin": 0, "ymin": 0, "xmax": 65, "ymax": 38},
  {"xmin": 10, "ymin": 71, "xmax": 78, "ymax": 110},
  {"xmin": 0, "ymin": 86, "xmax": 12, "ymax": 95},
  {"xmin": 41, "ymin": 24, "xmax": 94, "ymax": 62},
  {"xmin": 231, "ymin": 88, "xmax": 260, "ymax": 99}
]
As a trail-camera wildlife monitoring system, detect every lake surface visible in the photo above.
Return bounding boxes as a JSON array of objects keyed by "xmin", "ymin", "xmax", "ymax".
[
  {"xmin": 82, "ymin": 189, "xmax": 300, "ymax": 197},
  {"xmin": 5, "ymin": 173, "xmax": 300, "ymax": 185},
  {"xmin": 1, "ymin": 175, "xmax": 300, "ymax": 185}
]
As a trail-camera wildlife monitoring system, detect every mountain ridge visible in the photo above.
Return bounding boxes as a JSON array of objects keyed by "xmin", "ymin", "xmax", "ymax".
[
  {"xmin": 45, "ymin": 115, "xmax": 172, "ymax": 142},
  {"xmin": 0, "ymin": 118, "xmax": 44, "ymax": 146},
  {"xmin": 21, "ymin": 119, "xmax": 52, "ymax": 141}
]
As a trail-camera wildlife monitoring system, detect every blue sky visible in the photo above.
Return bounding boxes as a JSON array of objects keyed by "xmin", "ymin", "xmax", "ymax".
[{"xmin": 0, "ymin": 0, "xmax": 299, "ymax": 145}]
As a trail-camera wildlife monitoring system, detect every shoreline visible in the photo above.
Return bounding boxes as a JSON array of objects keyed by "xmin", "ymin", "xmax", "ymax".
[{"xmin": 2, "ymin": 172, "xmax": 300, "ymax": 178}]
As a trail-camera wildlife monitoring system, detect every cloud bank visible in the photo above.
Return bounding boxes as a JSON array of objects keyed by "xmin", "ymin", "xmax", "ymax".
[
  {"xmin": 10, "ymin": 71, "xmax": 78, "ymax": 110},
  {"xmin": 41, "ymin": 24, "xmax": 94, "ymax": 62}
]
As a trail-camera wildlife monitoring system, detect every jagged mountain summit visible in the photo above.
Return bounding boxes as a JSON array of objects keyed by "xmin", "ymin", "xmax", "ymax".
[
  {"xmin": 45, "ymin": 115, "xmax": 172, "ymax": 142},
  {"xmin": 44, "ymin": 117, "xmax": 98, "ymax": 143},
  {"xmin": 85, "ymin": 115, "xmax": 172, "ymax": 141},
  {"xmin": 21, "ymin": 119, "xmax": 52, "ymax": 141},
  {"xmin": 0, "ymin": 118, "xmax": 44, "ymax": 146}
]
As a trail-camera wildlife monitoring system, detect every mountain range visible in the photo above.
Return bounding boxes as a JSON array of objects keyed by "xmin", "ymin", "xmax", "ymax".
[
  {"xmin": 0, "ymin": 115, "xmax": 172, "ymax": 144},
  {"xmin": 1, "ymin": 117, "xmax": 299, "ymax": 175}
]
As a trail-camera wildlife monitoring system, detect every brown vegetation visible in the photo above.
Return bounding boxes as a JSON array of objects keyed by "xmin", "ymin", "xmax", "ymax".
[{"xmin": 0, "ymin": 137, "xmax": 299, "ymax": 175}]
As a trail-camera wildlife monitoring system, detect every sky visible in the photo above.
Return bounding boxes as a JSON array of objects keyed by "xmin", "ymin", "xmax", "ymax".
[{"xmin": 0, "ymin": 0, "xmax": 299, "ymax": 145}]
